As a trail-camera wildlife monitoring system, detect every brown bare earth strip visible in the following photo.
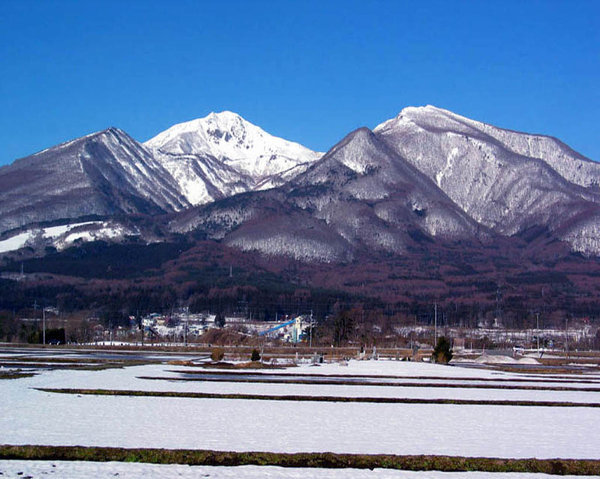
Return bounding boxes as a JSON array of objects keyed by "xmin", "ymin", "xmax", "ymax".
[
  {"xmin": 0, "ymin": 357, "xmax": 158, "ymax": 371},
  {"xmin": 489, "ymin": 365, "xmax": 599, "ymax": 375},
  {"xmin": 141, "ymin": 375, "xmax": 600, "ymax": 392},
  {"xmin": 0, "ymin": 356, "xmax": 154, "ymax": 364},
  {"xmin": 35, "ymin": 388, "xmax": 600, "ymax": 408},
  {"xmin": 0, "ymin": 445, "xmax": 598, "ymax": 475},
  {"xmin": 0, "ymin": 362, "xmax": 137, "ymax": 371},
  {"xmin": 0, "ymin": 371, "xmax": 35, "ymax": 380},
  {"xmin": 166, "ymin": 368, "xmax": 600, "ymax": 384}
]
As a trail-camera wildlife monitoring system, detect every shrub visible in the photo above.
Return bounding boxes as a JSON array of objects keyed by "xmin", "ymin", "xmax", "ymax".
[
  {"xmin": 211, "ymin": 347, "xmax": 225, "ymax": 362},
  {"xmin": 250, "ymin": 349, "xmax": 261, "ymax": 362},
  {"xmin": 432, "ymin": 336, "xmax": 453, "ymax": 364},
  {"xmin": 214, "ymin": 313, "xmax": 226, "ymax": 328}
]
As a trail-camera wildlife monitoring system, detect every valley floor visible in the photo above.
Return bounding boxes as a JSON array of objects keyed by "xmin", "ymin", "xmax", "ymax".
[{"xmin": 1, "ymin": 348, "xmax": 600, "ymax": 477}]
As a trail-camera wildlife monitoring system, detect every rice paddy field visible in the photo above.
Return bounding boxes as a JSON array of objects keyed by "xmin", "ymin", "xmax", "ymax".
[{"xmin": 1, "ymin": 346, "xmax": 600, "ymax": 478}]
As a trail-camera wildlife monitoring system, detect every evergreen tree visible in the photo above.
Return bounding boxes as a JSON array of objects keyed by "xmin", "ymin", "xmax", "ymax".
[
  {"xmin": 215, "ymin": 312, "xmax": 226, "ymax": 328},
  {"xmin": 432, "ymin": 336, "xmax": 453, "ymax": 364}
]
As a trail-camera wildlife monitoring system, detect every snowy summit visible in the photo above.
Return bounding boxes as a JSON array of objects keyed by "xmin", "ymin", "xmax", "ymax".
[
  {"xmin": 145, "ymin": 111, "xmax": 321, "ymax": 179},
  {"xmin": 143, "ymin": 111, "xmax": 321, "ymax": 206}
]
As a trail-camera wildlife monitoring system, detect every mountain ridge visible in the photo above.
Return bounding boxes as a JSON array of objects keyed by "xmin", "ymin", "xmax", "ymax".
[
  {"xmin": 1, "ymin": 106, "xmax": 599, "ymax": 260},
  {"xmin": 0, "ymin": 127, "xmax": 187, "ymax": 237},
  {"xmin": 374, "ymin": 106, "xmax": 600, "ymax": 253}
]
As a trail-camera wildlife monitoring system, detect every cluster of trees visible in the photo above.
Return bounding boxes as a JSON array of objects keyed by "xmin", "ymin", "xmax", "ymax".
[
  {"xmin": 3, "ymin": 237, "xmax": 600, "ymax": 345},
  {"xmin": 2, "ymin": 240, "xmax": 192, "ymax": 280},
  {"xmin": 0, "ymin": 312, "xmax": 66, "ymax": 344}
]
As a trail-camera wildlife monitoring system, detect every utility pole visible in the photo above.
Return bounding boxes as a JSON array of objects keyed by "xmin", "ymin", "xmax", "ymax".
[
  {"xmin": 536, "ymin": 312, "xmax": 540, "ymax": 352},
  {"xmin": 309, "ymin": 310, "xmax": 313, "ymax": 348},
  {"xmin": 434, "ymin": 302, "xmax": 438, "ymax": 347},
  {"xmin": 33, "ymin": 300, "xmax": 39, "ymax": 339},
  {"xmin": 42, "ymin": 306, "xmax": 46, "ymax": 345},
  {"xmin": 184, "ymin": 306, "xmax": 189, "ymax": 347},
  {"xmin": 565, "ymin": 317, "xmax": 569, "ymax": 358}
]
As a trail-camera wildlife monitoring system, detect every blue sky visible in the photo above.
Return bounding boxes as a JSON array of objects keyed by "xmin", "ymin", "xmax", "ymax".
[{"xmin": 1, "ymin": 0, "xmax": 598, "ymax": 166}]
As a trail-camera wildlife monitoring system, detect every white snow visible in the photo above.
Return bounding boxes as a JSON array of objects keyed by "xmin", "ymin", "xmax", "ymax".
[
  {"xmin": 560, "ymin": 217, "xmax": 600, "ymax": 256},
  {"xmin": 146, "ymin": 111, "xmax": 321, "ymax": 178},
  {"xmin": 0, "ymin": 222, "xmax": 101, "ymax": 254},
  {"xmin": 144, "ymin": 112, "xmax": 322, "ymax": 206},
  {"xmin": 0, "ymin": 221, "xmax": 137, "ymax": 254},
  {"xmin": 124, "ymin": 375, "xmax": 600, "ymax": 404},
  {"xmin": 373, "ymin": 105, "xmax": 600, "ymax": 252},
  {"xmin": 474, "ymin": 354, "xmax": 539, "ymax": 365},
  {"xmin": 226, "ymin": 234, "xmax": 344, "ymax": 262},
  {"xmin": 2, "ymin": 359, "xmax": 600, "ymax": 459},
  {"xmin": 55, "ymin": 222, "xmax": 130, "ymax": 248},
  {"xmin": 1, "ymin": 461, "xmax": 594, "ymax": 479},
  {"xmin": 0, "ymin": 231, "xmax": 34, "ymax": 253}
]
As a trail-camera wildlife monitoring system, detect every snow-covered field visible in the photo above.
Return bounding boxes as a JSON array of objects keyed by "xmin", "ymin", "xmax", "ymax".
[
  {"xmin": 2, "ymin": 358, "xmax": 600, "ymax": 461},
  {"xmin": 0, "ymin": 461, "xmax": 597, "ymax": 479}
]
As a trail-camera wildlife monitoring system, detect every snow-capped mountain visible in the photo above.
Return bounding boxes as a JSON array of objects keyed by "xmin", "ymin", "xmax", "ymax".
[
  {"xmin": 170, "ymin": 128, "xmax": 486, "ymax": 262},
  {"xmin": 2, "ymin": 105, "xmax": 600, "ymax": 259},
  {"xmin": 0, "ymin": 113, "xmax": 321, "ymax": 252},
  {"xmin": 374, "ymin": 106, "xmax": 600, "ymax": 253},
  {"xmin": 5, "ymin": 105, "xmax": 600, "ymax": 315},
  {"xmin": 145, "ymin": 111, "xmax": 321, "ymax": 205},
  {"xmin": 0, "ymin": 127, "xmax": 187, "ymax": 237}
]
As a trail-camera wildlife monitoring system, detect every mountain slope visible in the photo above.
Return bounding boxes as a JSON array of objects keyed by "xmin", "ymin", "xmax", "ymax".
[
  {"xmin": 170, "ymin": 128, "xmax": 486, "ymax": 262},
  {"xmin": 145, "ymin": 111, "xmax": 321, "ymax": 205},
  {"xmin": 2, "ymin": 105, "xmax": 600, "ymax": 259},
  {"xmin": 0, "ymin": 128, "xmax": 187, "ymax": 236},
  {"xmin": 0, "ymin": 112, "xmax": 320, "ymax": 251},
  {"xmin": 374, "ymin": 106, "xmax": 600, "ymax": 253}
]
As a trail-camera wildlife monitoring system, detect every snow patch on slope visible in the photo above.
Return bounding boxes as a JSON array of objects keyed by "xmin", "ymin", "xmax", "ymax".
[
  {"xmin": 227, "ymin": 234, "xmax": 344, "ymax": 262},
  {"xmin": 0, "ymin": 221, "xmax": 135, "ymax": 254},
  {"xmin": 0, "ymin": 222, "xmax": 100, "ymax": 253},
  {"xmin": 377, "ymin": 105, "xmax": 599, "ymax": 188},
  {"xmin": 560, "ymin": 219, "xmax": 600, "ymax": 256}
]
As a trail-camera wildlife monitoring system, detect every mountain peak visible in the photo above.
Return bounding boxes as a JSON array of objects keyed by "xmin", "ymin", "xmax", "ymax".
[
  {"xmin": 320, "ymin": 127, "xmax": 398, "ymax": 175},
  {"xmin": 23, "ymin": 127, "xmax": 131, "ymax": 160},
  {"xmin": 144, "ymin": 111, "xmax": 248, "ymax": 154},
  {"xmin": 103, "ymin": 126, "xmax": 126, "ymax": 135},
  {"xmin": 91, "ymin": 126, "xmax": 131, "ymax": 141},
  {"xmin": 144, "ymin": 112, "xmax": 321, "ymax": 180},
  {"xmin": 374, "ymin": 105, "xmax": 460, "ymax": 133},
  {"xmin": 184, "ymin": 111, "xmax": 247, "ymax": 133},
  {"xmin": 205, "ymin": 110, "xmax": 244, "ymax": 121}
]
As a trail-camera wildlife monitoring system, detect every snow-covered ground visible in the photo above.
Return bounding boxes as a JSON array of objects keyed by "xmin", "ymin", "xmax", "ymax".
[
  {"xmin": 0, "ymin": 461, "xmax": 597, "ymax": 479},
  {"xmin": 1, "ymin": 461, "xmax": 597, "ymax": 479},
  {"xmin": 133, "ymin": 377, "xmax": 600, "ymax": 403},
  {"xmin": 2, "ymin": 359, "xmax": 600, "ymax": 460}
]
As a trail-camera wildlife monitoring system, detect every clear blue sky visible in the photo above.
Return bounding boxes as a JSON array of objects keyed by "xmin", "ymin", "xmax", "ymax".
[{"xmin": 1, "ymin": 0, "xmax": 598, "ymax": 166}]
